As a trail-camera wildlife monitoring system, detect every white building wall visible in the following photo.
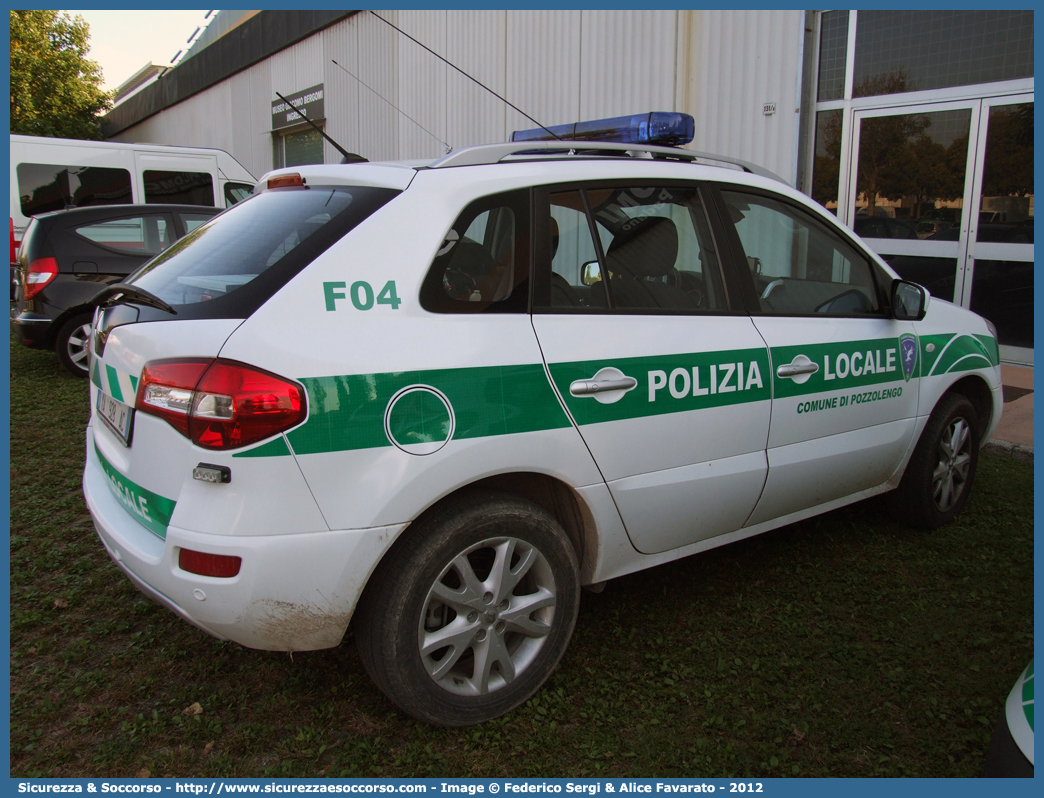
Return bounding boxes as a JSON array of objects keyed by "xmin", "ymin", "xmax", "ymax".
[
  {"xmin": 112, "ymin": 10, "xmax": 806, "ymax": 184},
  {"xmin": 680, "ymin": 9, "xmax": 805, "ymax": 184}
]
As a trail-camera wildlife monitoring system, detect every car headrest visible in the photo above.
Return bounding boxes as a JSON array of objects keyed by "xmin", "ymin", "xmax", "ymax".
[{"xmin": 605, "ymin": 216, "xmax": 678, "ymax": 279}]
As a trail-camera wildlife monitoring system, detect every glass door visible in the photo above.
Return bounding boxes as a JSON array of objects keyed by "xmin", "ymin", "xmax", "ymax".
[
  {"xmin": 964, "ymin": 97, "xmax": 1034, "ymax": 364},
  {"xmin": 847, "ymin": 100, "xmax": 979, "ymax": 307},
  {"xmin": 846, "ymin": 95, "xmax": 1034, "ymax": 365}
]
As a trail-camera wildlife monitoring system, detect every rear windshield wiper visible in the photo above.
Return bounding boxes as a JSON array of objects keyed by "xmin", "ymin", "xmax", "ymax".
[{"xmin": 91, "ymin": 284, "xmax": 177, "ymax": 315}]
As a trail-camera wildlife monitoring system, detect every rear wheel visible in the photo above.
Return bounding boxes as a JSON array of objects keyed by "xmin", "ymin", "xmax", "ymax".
[
  {"xmin": 890, "ymin": 392, "xmax": 980, "ymax": 529},
  {"xmin": 354, "ymin": 491, "xmax": 580, "ymax": 727},
  {"xmin": 55, "ymin": 313, "xmax": 93, "ymax": 377}
]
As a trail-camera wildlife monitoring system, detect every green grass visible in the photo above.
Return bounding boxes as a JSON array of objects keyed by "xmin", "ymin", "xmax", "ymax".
[{"xmin": 9, "ymin": 337, "xmax": 1034, "ymax": 778}]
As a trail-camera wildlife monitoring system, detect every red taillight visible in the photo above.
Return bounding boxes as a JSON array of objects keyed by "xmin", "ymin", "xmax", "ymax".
[
  {"xmin": 179, "ymin": 548, "xmax": 242, "ymax": 578},
  {"xmin": 23, "ymin": 256, "xmax": 58, "ymax": 300},
  {"xmin": 135, "ymin": 358, "xmax": 306, "ymax": 450},
  {"xmin": 11, "ymin": 218, "xmax": 17, "ymax": 264}
]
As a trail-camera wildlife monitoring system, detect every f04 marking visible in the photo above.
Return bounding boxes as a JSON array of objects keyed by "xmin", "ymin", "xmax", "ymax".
[{"xmin": 324, "ymin": 280, "xmax": 401, "ymax": 311}]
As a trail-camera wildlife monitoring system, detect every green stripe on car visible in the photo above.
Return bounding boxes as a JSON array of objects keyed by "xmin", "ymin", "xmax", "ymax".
[
  {"xmin": 94, "ymin": 443, "xmax": 176, "ymax": 540},
  {"xmin": 235, "ymin": 333, "xmax": 996, "ymax": 458},
  {"xmin": 285, "ymin": 363, "xmax": 572, "ymax": 456}
]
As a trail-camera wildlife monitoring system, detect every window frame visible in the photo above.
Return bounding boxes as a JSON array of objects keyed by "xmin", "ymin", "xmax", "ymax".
[
  {"xmin": 706, "ymin": 182, "xmax": 894, "ymax": 318},
  {"xmin": 531, "ymin": 179, "xmax": 742, "ymax": 316}
]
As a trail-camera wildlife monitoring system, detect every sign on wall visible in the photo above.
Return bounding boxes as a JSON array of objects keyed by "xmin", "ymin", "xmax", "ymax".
[{"xmin": 271, "ymin": 84, "xmax": 325, "ymax": 131}]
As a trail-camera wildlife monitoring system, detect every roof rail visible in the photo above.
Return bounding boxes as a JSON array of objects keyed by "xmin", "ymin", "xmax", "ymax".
[{"xmin": 427, "ymin": 141, "xmax": 785, "ymax": 183}]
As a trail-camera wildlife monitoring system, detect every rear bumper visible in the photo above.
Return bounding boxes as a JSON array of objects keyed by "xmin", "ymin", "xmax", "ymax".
[
  {"xmin": 10, "ymin": 309, "xmax": 52, "ymax": 348},
  {"xmin": 83, "ymin": 424, "xmax": 406, "ymax": 651}
]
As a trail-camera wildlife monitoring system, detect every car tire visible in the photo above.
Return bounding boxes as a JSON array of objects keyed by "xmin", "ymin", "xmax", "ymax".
[
  {"xmin": 890, "ymin": 392, "xmax": 980, "ymax": 530},
  {"xmin": 55, "ymin": 313, "xmax": 94, "ymax": 378},
  {"xmin": 354, "ymin": 490, "xmax": 581, "ymax": 727}
]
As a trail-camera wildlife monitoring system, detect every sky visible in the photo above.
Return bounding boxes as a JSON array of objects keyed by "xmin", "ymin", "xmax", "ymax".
[{"xmin": 63, "ymin": 9, "xmax": 214, "ymax": 92}]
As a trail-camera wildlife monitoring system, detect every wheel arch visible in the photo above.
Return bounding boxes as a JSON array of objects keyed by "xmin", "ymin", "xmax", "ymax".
[
  {"xmin": 942, "ymin": 374, "xmax": 995, "ymax": 433},
  {"xmin": 46, "ymin": 304, "xmax": 95, "ymax": 349},
  {"xmin": 356, "ymin": 471, "xmax": 598, "ymax": 612}
]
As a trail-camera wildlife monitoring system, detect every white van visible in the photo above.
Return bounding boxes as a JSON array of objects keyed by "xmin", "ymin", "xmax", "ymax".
[{"xmin": 10, "ymin": 135, "xmax": 256, "ymax": 259}]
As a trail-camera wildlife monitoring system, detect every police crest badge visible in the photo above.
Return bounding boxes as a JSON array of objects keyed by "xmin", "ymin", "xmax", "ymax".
[{"xmin": 899, "ymin": 334, "xmax": 918, "ymax": 382}]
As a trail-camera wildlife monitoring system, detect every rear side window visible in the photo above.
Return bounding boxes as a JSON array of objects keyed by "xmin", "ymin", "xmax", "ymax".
[
  {"xmin": 127, "ymin": 186, "xmax": 399, "ymax": 320},
  {"xmin": 17, "ymin": 163, "xmax": 132, "ymax": 217},
  {"xmin": 420, "ymin": 189, "xmax": 530, "ymax": 313},
  {"xmin": 143, "ymin": 170, "xmax": 214, "ymax": 206},
  {"xmin": 75, "ymin": 216, "xmax": 172, "ymax": 255},
  {"xmin": 178, "ymin": 211, "xmax": 217, "ymax": 234}
]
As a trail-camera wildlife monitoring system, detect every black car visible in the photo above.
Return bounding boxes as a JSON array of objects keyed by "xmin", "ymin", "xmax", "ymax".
[
  {"xmin": 11, "ymin": 204, "xmax": 221, "ymax": 376},
  {"xmin": 852, "ymin": 216, "xmax": 918, "ymax": 240}
]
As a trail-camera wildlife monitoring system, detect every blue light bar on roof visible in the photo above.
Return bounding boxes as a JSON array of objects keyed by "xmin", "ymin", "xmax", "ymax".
[{"xmin": 511, "ymin": 112, "xmax": 695, "ymax": 147}]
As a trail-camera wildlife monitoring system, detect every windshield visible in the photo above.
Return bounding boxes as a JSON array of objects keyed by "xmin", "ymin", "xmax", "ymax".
[{"xmin": 127, "ymin": 186, "xmax": 398, "ymax": 319}]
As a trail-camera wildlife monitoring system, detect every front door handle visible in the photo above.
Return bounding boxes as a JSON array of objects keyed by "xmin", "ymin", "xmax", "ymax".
[
  {"xmin": 568, "ymin": 367, "xmax": 637, "ymax": 404},
  {"xmin": 776, "ymin": 355, "xmax": 819, "ymax": 384},
  {"xmin": 777, "ymin": 363, "xmax": 818, "ymax": 377}
]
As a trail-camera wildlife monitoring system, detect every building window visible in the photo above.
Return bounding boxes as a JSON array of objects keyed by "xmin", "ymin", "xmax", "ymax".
[
  {"xmin": 275, "ymin": 127, "xmax": 324, "ymax": 168},
  {"xmin": 852, "ymin": 11, "xmax": 1034, "ymax": 98},
  {"xmin": 811, "ymin": 110, "xmax": 843, "ymax": 213},
  {"xmin": 816, "ymin": 11, "xmax": 850, "ymax": 102}
]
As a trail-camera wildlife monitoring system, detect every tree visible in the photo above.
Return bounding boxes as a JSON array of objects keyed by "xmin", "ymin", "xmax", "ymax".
[{"xmin": 10, "ymin": 10, "xmax": 112, "ymax": 140}]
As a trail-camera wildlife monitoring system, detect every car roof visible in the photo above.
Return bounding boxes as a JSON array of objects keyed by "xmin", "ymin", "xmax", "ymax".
[{"xmin": 257, "ymin": 141, "xmax": 789, "ymax": 194}]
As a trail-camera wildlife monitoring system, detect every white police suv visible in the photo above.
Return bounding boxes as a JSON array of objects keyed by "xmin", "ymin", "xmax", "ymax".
[{"xmin": 83, "ymin": 122, "xmax": 1002, "ymax": 727}]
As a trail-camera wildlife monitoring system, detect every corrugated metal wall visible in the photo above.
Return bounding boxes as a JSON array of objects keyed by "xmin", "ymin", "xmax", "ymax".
[{"xmin": 112, "ymin": 10, "xmax": 805, "ymax": 184}]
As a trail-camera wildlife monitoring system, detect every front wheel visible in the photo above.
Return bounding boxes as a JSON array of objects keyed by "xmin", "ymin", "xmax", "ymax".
[
  {"xmin": 890, "ymin": 392, "xmax": 980, "ymax": 529},
  {"xmin": 354, "ymin": 491, "xmax": 581, "ymax": 727},
  {"xmin": 55, "ymin": 313, "xmax": 93, "ymax": 377}
]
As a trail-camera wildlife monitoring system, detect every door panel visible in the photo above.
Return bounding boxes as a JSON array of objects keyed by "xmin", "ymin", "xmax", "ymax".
[
  {"xmin": 746, "ymin": 418, "xmax": 916, "ymax": 525},
  {"xmin": 532, "ymin": 181, "xmax": 771, "ymax": 555},
  {"xmin": 535, "ymin": 314, "xmax": 771, "ymax": 554},
  {"xmin": 715, "ymin": 186, "xmax": 919, "ymax": 524}
]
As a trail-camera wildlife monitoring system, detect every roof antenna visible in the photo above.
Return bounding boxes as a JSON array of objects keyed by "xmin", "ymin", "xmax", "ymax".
[
  {"xmin": 369, "ymin": 11, "xmax": 560, "ymax": 141},
  {"xmin": 330, "ymin": 59, "xmax": 452, "ymax": 153},
  {"xmin": 274, "ymin": 91, "xmax": 368, "ymax": 164}
]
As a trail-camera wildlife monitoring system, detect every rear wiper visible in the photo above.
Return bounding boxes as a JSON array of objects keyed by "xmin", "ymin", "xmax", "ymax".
[{"xmin": 91, "ymin": 284, "xmax": 177, "ymax": 315}]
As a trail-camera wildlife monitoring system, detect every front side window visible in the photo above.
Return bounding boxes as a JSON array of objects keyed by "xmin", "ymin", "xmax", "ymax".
[
  {"xmin": 421, "ymin": 190, "xmax": 530, "ymax": 313},
  {"xmin": 143, "ymin": 170, "xmax": 215, "ymax": 206},
  {"xmin": 539, "ymin": 184, "xmax": 727, "ymax": 313},
  {"xmin": 17, "ymin": 163, "xmax": 132, "ymax": 217},
  {"xmin": 721, "ymin": 190, "xmax": 882, "ymax": 316},
  {"xmin": 75, "ymin": 216, "xmax": 171, "ymax": 255}
]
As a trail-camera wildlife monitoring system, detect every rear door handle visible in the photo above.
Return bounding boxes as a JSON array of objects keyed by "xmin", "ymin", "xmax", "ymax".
[{"xmin": 570, "ymin": 377, "xmax": 637, "ymax": 395}]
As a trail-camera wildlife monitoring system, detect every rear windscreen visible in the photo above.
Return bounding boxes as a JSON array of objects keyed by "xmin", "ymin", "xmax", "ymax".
[{"xmin": 126, "ymin": 186, "xmax": 399, "ymax": 320}]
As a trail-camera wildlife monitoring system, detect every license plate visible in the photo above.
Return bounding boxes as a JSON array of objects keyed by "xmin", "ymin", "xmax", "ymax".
[{"xmin": 96, "ymin": 390, "xmax": 134, "ymax": 446}]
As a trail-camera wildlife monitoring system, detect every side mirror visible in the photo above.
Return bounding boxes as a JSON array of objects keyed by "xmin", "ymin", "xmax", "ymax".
[
  {"xmin": 581, "ymin": 260, "xmax": 602, "ymax": 286},
  {"xmin": 892, "ymin": 279, "xmax": 928, "ymax": 321}
]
